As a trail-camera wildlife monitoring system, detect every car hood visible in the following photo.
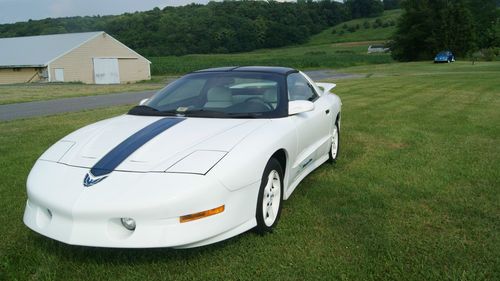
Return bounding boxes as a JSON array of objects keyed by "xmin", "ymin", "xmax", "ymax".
[{"xmin": 46, "ymin": 114, "xmax": 269, "ymax": 173}]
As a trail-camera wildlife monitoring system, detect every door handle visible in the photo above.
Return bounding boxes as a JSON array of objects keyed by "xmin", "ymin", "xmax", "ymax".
[{"xmin": 325, "ymin": 109, "xmax": 330, "ymax": 115}]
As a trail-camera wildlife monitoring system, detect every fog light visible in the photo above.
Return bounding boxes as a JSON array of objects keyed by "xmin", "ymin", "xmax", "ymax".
[{"xmin": 120, "ymin": 217, "xmax": 136, "ymax": 231}]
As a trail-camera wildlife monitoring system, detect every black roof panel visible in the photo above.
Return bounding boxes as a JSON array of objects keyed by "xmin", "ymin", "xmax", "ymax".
[
  {"xmin": 194, "ymin": 66, "xmax": 297, "ymax": 75},
  {"xmin": 194, "ymin": 66, "xmax": 239, "ymax": 72}
]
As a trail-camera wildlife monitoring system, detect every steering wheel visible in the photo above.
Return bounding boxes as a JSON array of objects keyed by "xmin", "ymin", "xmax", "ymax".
[{"xmin": 244, "ymin": 97, "xmax": 274, "ymax": 111}]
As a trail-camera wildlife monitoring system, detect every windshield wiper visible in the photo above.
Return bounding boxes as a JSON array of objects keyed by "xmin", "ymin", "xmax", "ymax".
[
  {"xmin": 180, "ymin": 109, "xmax": 227, "ymax": 117},
  {"xmin": 128, "ymin": 106, "xmax": 177, "ymax": 116},
  {"xmin": 225, "ymin": 112, "xmax": 262, "ymax": 118},
  {"xmin": 129, "ymin": 106, "xmax": 263, "ymax": 118}
]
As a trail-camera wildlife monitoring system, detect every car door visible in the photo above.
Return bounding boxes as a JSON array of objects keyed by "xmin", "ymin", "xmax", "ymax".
[{"xmin": 287, "ymin": 72, "xmax": 331, "ymax": 181}]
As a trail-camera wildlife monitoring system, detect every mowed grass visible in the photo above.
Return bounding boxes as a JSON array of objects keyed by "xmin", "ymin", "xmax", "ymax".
[
  {"xmin": 0, "ymin": 82, "xmax": 167, "ymax": 105},
  {"xmin": 149, "ymin": 44, "xmax": 392, "ymax": 75},
  {"xmin": 0, "ymin": 62, "xmax": 499, "ymax": 280}
]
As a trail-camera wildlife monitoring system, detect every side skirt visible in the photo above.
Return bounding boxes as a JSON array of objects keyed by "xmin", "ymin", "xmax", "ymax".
[{"xmin": 283, "ymin": 154, "xmax": 329, "ymax": 200}]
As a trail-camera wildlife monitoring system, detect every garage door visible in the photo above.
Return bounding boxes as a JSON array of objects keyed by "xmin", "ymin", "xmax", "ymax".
[{"xmin": 93, "ymin": 58, "xmax": 120, "ymax": 84}]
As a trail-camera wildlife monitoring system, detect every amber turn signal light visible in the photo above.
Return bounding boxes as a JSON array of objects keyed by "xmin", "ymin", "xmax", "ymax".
[{"xmin": 180, "ymin": 205, "xmax": 225, "ymax": 223}]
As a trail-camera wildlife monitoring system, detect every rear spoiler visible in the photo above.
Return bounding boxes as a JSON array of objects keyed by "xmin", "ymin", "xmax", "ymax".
[{"xmin": 315, "ymin": 82, "xmax": 336, "ymax": 94}]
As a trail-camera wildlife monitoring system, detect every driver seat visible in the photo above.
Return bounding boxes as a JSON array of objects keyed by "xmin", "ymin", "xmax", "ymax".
[
  {"xmin": 205, "ymin": 87, "xmax": 233, "ymax": 108},
  {"xmin": 263, "ymin": 88, "xmax": 278, "ymax": 109}
]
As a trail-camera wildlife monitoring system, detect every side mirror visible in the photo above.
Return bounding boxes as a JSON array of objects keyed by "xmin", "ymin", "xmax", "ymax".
[
  {"xmin": 288, "ymin": 100, "xmax": 314, "ymax": 115},
  {"xmin": 139, "ymin": 98, "xmax": 149, "ymax": 105}
]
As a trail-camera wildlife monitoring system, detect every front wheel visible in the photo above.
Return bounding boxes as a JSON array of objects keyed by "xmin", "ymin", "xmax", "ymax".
[
  {"xmin": 255, "ymin": 158, "xmax": 283, "ymax": 234},
  {"xmin": 328, "ymin": 122, "xmax": 340, "ymax": 163}
]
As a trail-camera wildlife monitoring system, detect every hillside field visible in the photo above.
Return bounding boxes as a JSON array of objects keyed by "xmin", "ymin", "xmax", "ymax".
[
  {"xmin": 148, "ymin": 10, "xmax": 402, "ymax": 75},
  {"xmin": 308, "ymin": 9, "xmax": 402, "ymax": 46},
  {"xmin": 149, "ymin": 44, "xmax": 393, "ymax": 75},
  {"xmin": 1, "ymin": 61, "xmax": 498, "ymax": 280}
]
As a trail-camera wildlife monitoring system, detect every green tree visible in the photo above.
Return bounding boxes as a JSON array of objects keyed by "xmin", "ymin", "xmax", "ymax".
[
  {"xmin": 383, "ymin": 0, "xmax": 400, "ymax": 10},
  {"xmin": 391, "ymin": 0, "xmax": 480, "ymax": 61},
  {"xmin": 465, "ymin": 0, "xmax": 498, "ymax": 48},
  {"xmin": 344, "ymin": 0, "xmax": 384, "ymax": 18}
]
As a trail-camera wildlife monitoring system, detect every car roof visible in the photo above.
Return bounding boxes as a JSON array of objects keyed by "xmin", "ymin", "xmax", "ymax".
[{"xmin": 194, "ymin": 66, "xmax": 297, "ymax": 75}]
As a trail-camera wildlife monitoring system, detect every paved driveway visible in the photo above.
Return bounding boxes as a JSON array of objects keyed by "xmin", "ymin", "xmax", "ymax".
[{"xmin": 0, "ymin": 70, "xmax": 360, "ymax": 121}]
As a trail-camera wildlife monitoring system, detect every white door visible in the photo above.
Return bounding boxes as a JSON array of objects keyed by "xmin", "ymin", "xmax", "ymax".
[
  {"xmin": 288, "ymin": 73, "xmax": 331, "ymax": 181},
  {"xmin": 93, "ymin": 58, "xmax": 120, "ymax": 84},
  {"xmin": 54, "ymin": 68, "xmax": 64, "ymax": 82}
]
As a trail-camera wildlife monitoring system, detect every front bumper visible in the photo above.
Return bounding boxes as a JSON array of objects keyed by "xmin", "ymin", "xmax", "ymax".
[{"xmin": 23, "ymin": 160, "xmax": 259, "ymax": 248}]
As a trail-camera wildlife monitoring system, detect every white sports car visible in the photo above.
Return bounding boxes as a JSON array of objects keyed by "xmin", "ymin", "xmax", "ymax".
[{"xmin": 23, "ymin": 66, "xmax": 342, "ymax": 248}]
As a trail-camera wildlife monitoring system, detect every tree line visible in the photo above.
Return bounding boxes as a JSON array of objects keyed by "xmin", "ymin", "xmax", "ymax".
[
  {"xmin": 0, "ymin": 0, "xmax": 355, "ymax": 56},
  {"xmin": 0, "ymin": 0, "xmax": 401, "ymax": 56},
  {"xmin": 391, "ymin": 0, "xmax": 499, "ymax": 61}
]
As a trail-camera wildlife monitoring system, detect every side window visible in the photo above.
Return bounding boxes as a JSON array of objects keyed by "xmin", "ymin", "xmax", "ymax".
[{"xmin": 287, "ymin": 73, "xmax": 318, "ymax": 102}]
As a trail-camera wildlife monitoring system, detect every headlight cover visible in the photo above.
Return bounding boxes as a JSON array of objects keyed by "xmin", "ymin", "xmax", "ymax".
[
  {"xmin": 39, "ymin": 140, "xmax": 75, "ymax": 162},
  {"xmin": 166, "ymin": 150, "xmax": 227, "ymax": 175}
]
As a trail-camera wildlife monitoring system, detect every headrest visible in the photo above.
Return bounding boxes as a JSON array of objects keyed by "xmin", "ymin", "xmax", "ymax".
[
  {"xmin": 263, "ymin": 88, "xmax": 278, "ymax": 103},
  {"xmin": 207, "ymin": 87, "xmax": 232, "ymax": 102}
]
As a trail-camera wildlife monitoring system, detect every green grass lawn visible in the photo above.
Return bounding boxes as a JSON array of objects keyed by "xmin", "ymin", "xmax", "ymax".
[
  {"xmin": 308, "ymin": 9, "xmax": 402, "ymax": 46},
  {"xmin": 0, "ymin": 81, "xmax": 169, "ymax": 105},
  {"xmin": 0, "ymin": 62, "xmax": 499, "ymax": 280}
]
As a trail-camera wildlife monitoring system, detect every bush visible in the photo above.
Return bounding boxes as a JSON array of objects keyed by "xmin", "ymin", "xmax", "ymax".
[
  {"xmin": 363, "ymin": 20, "xmax": 370, "ymax": 29},
  {"xmin": 382, "ymin": 22, "xmax": 389, "ymax": 28},
  {"xmin": 347, "ymin": 26, "xmax": 357, "ymax": 32},
  {"xmin": 342, "ymin": 23, "xmax": 348, "ymax": 29},
  {"xmin": 331, "ymin": 29, "xmax": 337, "ymax": 34},
  {"xmin": 482, "ymin": 48, "xmax": 498, "ymax": 61},
  {"xmin": 339, "ymin": 30, "xmax": 345, "ymax": 35},
  {"xmin": 355, "ymin": 24, "xmax": 360, "ymax": 30}
]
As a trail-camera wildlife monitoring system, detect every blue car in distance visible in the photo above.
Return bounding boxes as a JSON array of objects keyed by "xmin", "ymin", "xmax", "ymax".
[{"xmin": 434, "ymin": 51, "xmax": 455, "ymax": 63}]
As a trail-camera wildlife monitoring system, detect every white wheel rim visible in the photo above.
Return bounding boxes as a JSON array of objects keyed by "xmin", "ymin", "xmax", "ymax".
[
  {"xmin": 262, "ymin": 170, "xmax": 281, "ymax": 227},
  {"xmin": 331, "ymin": 127, "xmax": 339, "ymax": 159}
]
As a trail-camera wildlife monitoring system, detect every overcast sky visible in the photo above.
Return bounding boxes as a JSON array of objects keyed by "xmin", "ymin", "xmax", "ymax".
[{"xmin": 0, "ymin": 0, "xmax": 300, "ymax": 24}]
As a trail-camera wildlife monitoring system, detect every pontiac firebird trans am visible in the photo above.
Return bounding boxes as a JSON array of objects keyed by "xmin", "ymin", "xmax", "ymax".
[{"xmin": 23, "ymin": 66, "xmax": 342, "ymax": 248}]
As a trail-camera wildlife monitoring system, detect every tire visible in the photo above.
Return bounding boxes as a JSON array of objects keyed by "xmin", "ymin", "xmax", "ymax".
[
  {"xmin": 328, "ymin": 121, "xmax": 340, "ymax": 163},
  {"xmin": 255, "ymin": 158, "xmax": 284, "ymax": 234}
]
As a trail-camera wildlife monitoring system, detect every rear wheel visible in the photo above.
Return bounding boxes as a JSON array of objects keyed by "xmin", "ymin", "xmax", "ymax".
[
  {"xmin": 328, "ymin": 122, "xmax": 340, "ymax": 163},
  {"xmin": 255, "ymin": 158, "xmax": 283, "ymax": 234}
]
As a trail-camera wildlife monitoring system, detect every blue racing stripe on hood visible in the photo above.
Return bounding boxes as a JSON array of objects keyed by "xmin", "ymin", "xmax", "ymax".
[{"xmin": 90, "ymin": 117, "xmax": 185, "ymax": 177}]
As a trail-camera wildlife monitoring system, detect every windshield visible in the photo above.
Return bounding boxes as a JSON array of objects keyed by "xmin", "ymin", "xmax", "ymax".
[{"xmin": 129, "ymin": 72, "xmax": 286, "ymax": 118}]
